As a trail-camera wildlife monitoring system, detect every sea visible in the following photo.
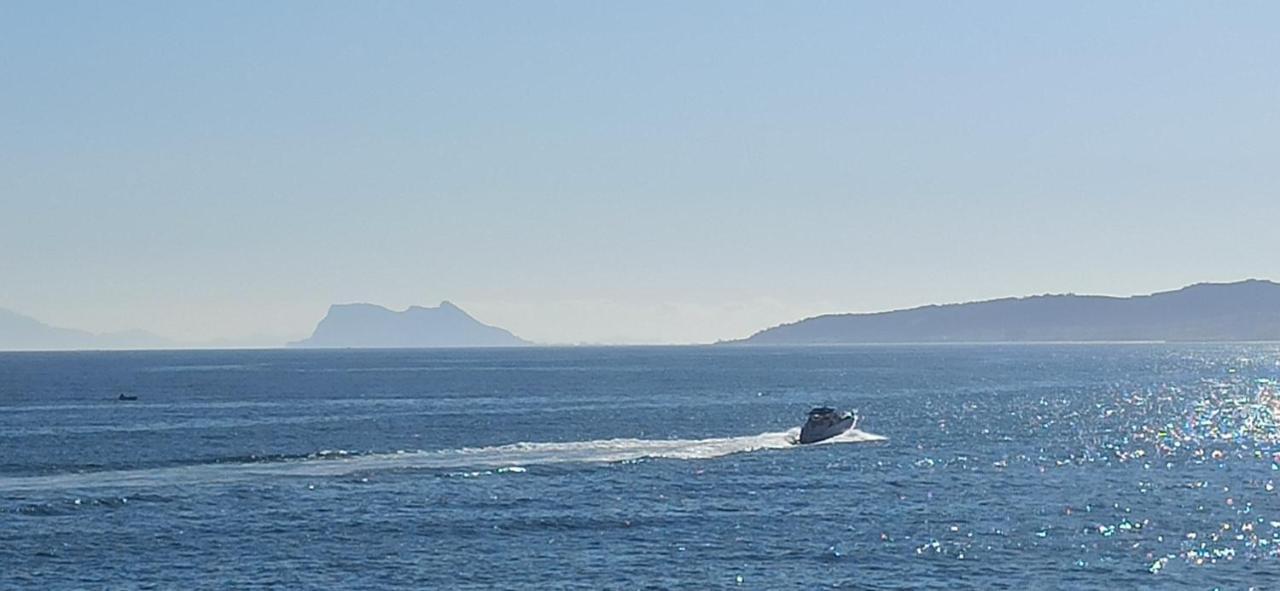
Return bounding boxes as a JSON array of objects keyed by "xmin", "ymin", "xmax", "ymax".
[{"xmin": 2, "ymin": 345, "xmax": 1279, "ymax": 589}]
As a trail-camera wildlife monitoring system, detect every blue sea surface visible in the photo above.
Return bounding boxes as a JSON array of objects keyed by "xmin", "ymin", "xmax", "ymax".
[{"xmin": 3, "ymin": 345, "xmax": 1280, "ymax": 589}]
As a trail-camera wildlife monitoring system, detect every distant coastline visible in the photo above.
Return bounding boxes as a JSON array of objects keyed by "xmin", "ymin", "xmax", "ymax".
[
  {"xmin": 729, "ymin": 279, "xmax": 1280, "ymax": 345},
  {"xmin": 5, "ymin": 279, "xmax": 1280, "ymax": 351},
  {"xmin": 288, "ymin": 301, "xmax": 530, "ymax": 349}
]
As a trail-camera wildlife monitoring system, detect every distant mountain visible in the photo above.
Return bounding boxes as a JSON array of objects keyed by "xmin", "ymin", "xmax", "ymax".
[
  {"xmin": 0, "ymin": 308, "xmax": 94, "ymax": 350},
  {"xmin": 0, "ymin": 308, "xmax": 175, "ymax": 351},
  {"xmin": 289, "ymin": 301, "xmax": 531, "ymax": 348},
  {"xmin": 734, "ymin": 280, "xmax": 1280, "ymax": 344},
  {"xmin": 94, "ymin": 329, "xmax": 177, "ymax": 350}
]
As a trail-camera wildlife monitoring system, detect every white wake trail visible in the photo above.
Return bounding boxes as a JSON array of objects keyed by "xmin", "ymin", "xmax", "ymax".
[{"xmin": 0, "ymin": 429, "xmax": 885, "ymax": 493}]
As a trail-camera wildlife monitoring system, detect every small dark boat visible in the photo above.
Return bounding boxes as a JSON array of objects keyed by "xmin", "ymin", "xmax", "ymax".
[
  {"xmin": 117, "ymin": 393, "xmax": 138, "ymax": 401},
  {"xmin": 798, "ymin": 407, "xmax": 856, "ymax": 444}
]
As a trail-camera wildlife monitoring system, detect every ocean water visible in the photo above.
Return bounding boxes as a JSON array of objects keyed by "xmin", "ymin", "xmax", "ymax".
[{"xmin": 2, "ymin": 346, "xmax": 1280, "ymax": 589}]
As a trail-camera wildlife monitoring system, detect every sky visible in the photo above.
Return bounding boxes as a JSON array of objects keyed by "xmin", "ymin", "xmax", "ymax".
[{"xmin": 2, "ymin": 1, "xmax": 1278, "ymax": 345}]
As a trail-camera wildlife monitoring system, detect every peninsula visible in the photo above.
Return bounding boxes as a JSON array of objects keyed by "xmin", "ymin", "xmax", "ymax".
[
  {"xmin": 734, "ymin": 280, "xmax": 1280, "ymax": 344},
  {"xmin": 289, "ymin": 301, "xmax": 530, "ymax": 348}
]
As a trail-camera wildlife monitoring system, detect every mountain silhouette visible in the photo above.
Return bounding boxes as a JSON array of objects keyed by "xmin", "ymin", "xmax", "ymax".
[
  {"xmin": 0, "ymin": 308, "xmax": 95, "ymax": 350},
  {"xmin": 735, "ymin": 279, "xmax": 1280, "ymax": 344},
  {"xmin": 289, "ymin": 301, "xmax": 530, "ymax": 348},
  {"xmin": 0, "ymin": 308, "xmax": 175, "ymax": 350}
]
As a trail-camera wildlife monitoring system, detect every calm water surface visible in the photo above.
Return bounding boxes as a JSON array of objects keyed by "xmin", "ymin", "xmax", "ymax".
[{"xmin": 3, "ymin": 345, "xmax": 1280, "ymax": 589}]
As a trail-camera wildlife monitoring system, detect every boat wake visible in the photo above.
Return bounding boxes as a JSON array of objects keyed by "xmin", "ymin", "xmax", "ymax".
[{"xmin": 0, "ymin": 428, "xmax": 885, "ymax": 493}]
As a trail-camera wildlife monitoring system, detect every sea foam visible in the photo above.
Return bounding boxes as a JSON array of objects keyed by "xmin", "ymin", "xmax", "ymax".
[{"xmin": 0, "ymin": 428, "xmax": 885, "ymax": 493}]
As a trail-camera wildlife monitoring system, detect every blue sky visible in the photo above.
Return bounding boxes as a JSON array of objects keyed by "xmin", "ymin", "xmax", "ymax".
[{"xmin": 2, "ymin": 2, "xmax": 1278, "ymax": 344}]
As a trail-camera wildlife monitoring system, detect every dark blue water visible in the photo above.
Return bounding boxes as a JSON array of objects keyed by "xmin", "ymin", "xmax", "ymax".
[{"xmin": 3, "ymin": 346, "xmax": 1280, "ymax": 589}]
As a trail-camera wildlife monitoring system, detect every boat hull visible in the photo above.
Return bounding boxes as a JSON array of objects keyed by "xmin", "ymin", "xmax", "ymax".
[{"xmin": 798, "ymin": 414, "xmax": 854, "ymax": 444}]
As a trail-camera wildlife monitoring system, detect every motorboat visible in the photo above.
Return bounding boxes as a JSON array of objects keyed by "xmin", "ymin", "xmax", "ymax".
[
  {"xmin": 798, "ymin": 407, "xmax": 856, "ymax": 444},
  {"xmin": 117, "ymin": 393, "xmax": 138, "ymax": 401}
]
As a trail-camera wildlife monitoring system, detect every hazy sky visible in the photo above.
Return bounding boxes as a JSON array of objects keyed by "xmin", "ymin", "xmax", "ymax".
[{"xmin": 2, "ymin": 2, "xmax": 1278, "ymax": 344}]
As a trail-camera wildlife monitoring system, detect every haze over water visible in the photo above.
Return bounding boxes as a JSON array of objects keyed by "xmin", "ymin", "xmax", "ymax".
[
  {"xmin": 4, "ymin": 3, "xmax": 1278, "ymax": 344},
  {"xmin": 4, "ymin": 345, "xmax": 1280, "ymax": 588},
  {"xmin": 5, "ymin": 2, "xmax": 1280, "ymax": 588}
]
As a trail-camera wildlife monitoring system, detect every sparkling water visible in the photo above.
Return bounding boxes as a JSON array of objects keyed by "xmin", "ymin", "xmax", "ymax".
[{"xmin": 2, "ymin": 345, "xmax": 1279, "ymax": 588}]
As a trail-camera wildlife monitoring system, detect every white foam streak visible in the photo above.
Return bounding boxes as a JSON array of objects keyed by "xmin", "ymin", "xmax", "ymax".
[{"xmin": 0, "ymin": 429, "xmax": 885, "ymax": 493}]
